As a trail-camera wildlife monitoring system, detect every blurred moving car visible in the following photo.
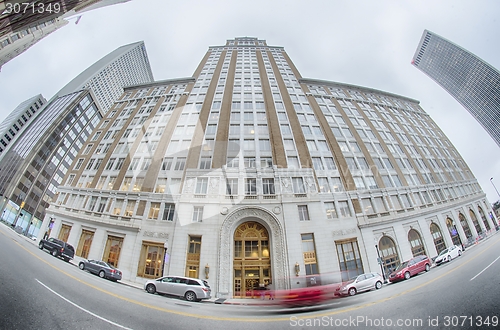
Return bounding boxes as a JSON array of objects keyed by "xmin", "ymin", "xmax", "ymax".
[
  {"xmin": 435, "ymin": 245, "xmax": 462, "ymax": 265},
  {"xmin": 144, "ymin": 276, "xmax": 211, "ymax": 302},
  {"xmin": 276, "ymin": 285, "xmax": 333, "ymax": 307},
  {"xmin": 389, "ymin": 255, "xmax": 431, "ymax": 283},
  {"xmin": 78, "ymin": 259, "xmax": 122, "ymax": 281},
  {"xmin": 335, "ymin": 272, "xmax": 383, "ymax": 296}
]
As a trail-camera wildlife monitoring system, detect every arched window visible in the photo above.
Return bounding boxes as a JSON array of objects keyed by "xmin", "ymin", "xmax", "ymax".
[
  {"xmin": 459, "ymin": 213, "xmax": 472, "ymax": 239},
  {"xmin": 446, "ymin": 217, "xmax": 462, "ymax": 246},
  {"xmin": 469, "ymin": 209, "xmax": 482, "ymax": 235},
  {"xmin": 378, "ymin": 235, "xmax": 400, "ymax": 276},
  {"xmin": 477, "ymin": 207, "xmax": 491, "ymax": 231},
  {"xmin": 430, "ymin": 223, "xmax": 446, "ymax": 254},
  {"xmin": 408, "ymin": 229, "xmax": 426, "ymax": 257}
]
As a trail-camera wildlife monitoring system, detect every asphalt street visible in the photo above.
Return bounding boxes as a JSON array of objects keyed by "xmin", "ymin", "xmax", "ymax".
[{"xmin": 0, "ymin": 224, "xmax": 499, "ymax": 330}]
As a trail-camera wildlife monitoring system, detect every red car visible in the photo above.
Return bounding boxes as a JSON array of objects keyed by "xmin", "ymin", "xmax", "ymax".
[
  {"xmin": 388, "ymin": 255, "xmax": 431, "ymax": 283},
  {"xmin": 276, "ymin": 285, "xmax": 333, "ymax": 307}
]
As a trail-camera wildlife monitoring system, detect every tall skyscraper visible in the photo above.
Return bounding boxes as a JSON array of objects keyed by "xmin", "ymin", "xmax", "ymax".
[
  {"xmin": 0, "ymin": 18, "xmax": 68, "ymax": 71},
  {"xmin": 412, "ymin": 29, "xmax": 500, "ymax": 148},
  {"xmin": 0, "ymin": 90, "xmax": 102, "ymax": 238},
  {"xmin": 0, "ymin": 94, "xmax": 46, "ymax": 160},
  {"xmin": 51, "ymin": 41, "xmax": 154, "ymax": 113},
  {"xmin": 42, "ymin": 37, "xmax": 496, "ymax": 297},
  {"xmin": 0, "ymin": 40, "xmax": 153, "ymax": 237},
  {"xmin": 0, "ymin": 0, "xmax": 131, "ymax": 70}
]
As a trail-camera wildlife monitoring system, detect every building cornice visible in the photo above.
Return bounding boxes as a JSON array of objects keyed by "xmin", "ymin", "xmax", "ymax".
[
  {"xmin": 299, "ymin": 78, "xmax": 420, "ymax": 104},
  {"xmin": 124, "ymin": 77, "xmax": 196, "ymax": 91}
]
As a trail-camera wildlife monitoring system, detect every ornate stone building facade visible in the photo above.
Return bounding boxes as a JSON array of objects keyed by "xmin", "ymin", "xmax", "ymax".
[{"xmin": 42, "ymin": 37, "xmax": 498, "ymax": 298}]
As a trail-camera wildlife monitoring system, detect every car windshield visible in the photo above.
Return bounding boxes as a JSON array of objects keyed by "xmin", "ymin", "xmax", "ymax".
[
  {"xmin": 394, "ymin": 261, "xmax": 409, "ymax": 271},
  {"xmin": 438, "ymin": 249, "xmax": 449, "ymax": 256}
]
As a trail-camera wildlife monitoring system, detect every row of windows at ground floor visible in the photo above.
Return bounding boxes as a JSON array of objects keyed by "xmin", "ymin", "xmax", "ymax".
[{"xmin": 43, "ymin": 207, "xmax": 498, "ymax": 298}]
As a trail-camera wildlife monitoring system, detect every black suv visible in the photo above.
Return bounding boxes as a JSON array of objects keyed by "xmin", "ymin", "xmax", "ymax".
[{"xmin": 39, "ymin": 237, "xmax": 75, "ymax": 262}]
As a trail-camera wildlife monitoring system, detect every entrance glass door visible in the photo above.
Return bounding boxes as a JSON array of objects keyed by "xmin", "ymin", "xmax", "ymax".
[{"xmin": 233, "ymin": 222, "xmax": 271, "ymax": 298}]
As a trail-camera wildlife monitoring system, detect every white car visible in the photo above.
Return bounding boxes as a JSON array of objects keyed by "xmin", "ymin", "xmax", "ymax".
[
  {"xmin": 335, "ymin": 272, "xmax": 384, "ymax": 296},
  {"xmin": 435, "ymin": 245, "xmax": 462, "ymax": 265},
  {"xmin": 144, "ymin": 276, "xmax": 211, "ymax": 302}
]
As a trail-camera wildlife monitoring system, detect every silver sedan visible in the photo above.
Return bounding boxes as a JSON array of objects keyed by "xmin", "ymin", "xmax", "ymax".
[
  {"xmin": 335, "ymin": 272, "xmax": 384, "ymax": 296},
  {"xmin": 78, "ymin": 259, "xmax": 122, "ymax": 281}
]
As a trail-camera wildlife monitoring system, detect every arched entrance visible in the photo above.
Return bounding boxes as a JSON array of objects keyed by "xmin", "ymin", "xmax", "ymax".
[
  {"xmin": 233, "ymin": 221, "xmax": 271, "ymax": 298},
  {"xmin": 378, "ymin": 235, "xmax": 400, "ymax": 277},
  {"xmin": 430, "ymin": 223, "xmax": 446, "ymax": 254},
  {"xmin": 469, "ymin": 209, "xmax": 482, "ymax": 235},
  {"xmin": 217, "ymin": 207, "xmax": 288, "ymax": 299},
  {"xmin": 446, "ymin": 217, "xmax": 462, "ymax": 246},
  {"xmin": 478, "ymin": 207, "xmax": 491, "ymax": 231},
  {"xmin": 459, "ymin": 213, "xmax": 472, "ymax": 239},
  {"xmin": 408, "ymin": 229, "xmax": 426, "ymax": 257}
]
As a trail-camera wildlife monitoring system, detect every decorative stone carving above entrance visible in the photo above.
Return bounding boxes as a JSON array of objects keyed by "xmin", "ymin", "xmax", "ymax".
[{"xmin": 217, "ymin": 206, "xmax": 288, "ymax": 298}]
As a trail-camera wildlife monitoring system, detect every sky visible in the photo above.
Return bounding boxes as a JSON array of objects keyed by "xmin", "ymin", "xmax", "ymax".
[{"xmin": 1, "ymin": 0, "xmax": 499, "ymax": 205}]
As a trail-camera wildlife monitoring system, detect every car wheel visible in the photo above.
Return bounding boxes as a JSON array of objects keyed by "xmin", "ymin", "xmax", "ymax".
[
  {"xmin": 425, "ymin": 264, "xmax": 430, "ymax": 272},
  {"xmin": 404, "ymin": 272, "xmax": 411, "ymax": 280},
  {"xmin": 146, "ymin": 284, "xmax": 156, "ymax": 294},
  {"xmin": 348, "ymin": 287, "xmax": 357, "ymax": 296},
  {"xmin": 51, "ymin": 249, "xmax": 58, "ymax": 257},
  {"xmin": 447, "ymin": 255, "xmax": 451, "ymax": 262},
  {"xmin": 79, "ymin": 263, "xmax": 85, "ymax": 270},
  {"xmin": 184, "ymin": 291, "xmax": 197, "ymax": 302},
  {"xmin": 99, "ymin": 270, "xmax": 105, "ymax": 279},
  {"xmin": 375, "ymin": 281, "xmax": 382, "ymax": 290},
  {"xmin": 38, "ymin": 242, "xmax": 44, "ymax": 249},
  {"xmin": 63, "ymin": 257, "xmax": 69, "ymax": 262}
]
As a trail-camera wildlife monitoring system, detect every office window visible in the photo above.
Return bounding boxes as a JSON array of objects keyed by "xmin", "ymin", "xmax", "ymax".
[
  {"xmin": 76, "ymin": 230, "xmax": 94, "ymax": 259},
  {"xmin": 324, "ymin": 157, "xmax": 336, "ymax": 170},
  {"xmin": 192, "ymin": 206, "xmax": 204, "ymax": 222},
  {"xmin": 262, "ymin": 178, "xmax": 275, "ymax": 195},
  {"xmin": 292, "ymin": 177, "xmax": 305, "ymax": 193},
  {"xmin": 244, "ymin": 157, "xmax": 256, "ymax": 168},
  {"xmin": 317, "ymin": 177, "xmax": 330, "ymax": 193},
  {"xmin": 137, "ymin": 242, "xmax": 165, "ymax": 278},
  {"xmin": 174, "ymin": 158, "xmax": 186, "ymax": 170},
  {"xmin": 301, "ymin": 234, "xmax": 318, "ymax": 275},
  {"xmin": 336, "ymin": 240, "xmax": 364, "ymax": 281},
  {"xmin": 199, "ymin": 157, "xmax": 211, "ymax": 169},
  {"xmin": 362, "ymin": 198, "xmax": 375, "ymax": 214},
  {"xmin": 226, "ymin": 178, "xmax": 238, "ymax": 195},
  {"xmin": 338, "ymin": 201, "xmax": 351, "ymax": 217},
  {"xmin": 312, "ymin": 157, "xmax": 324, "ymax": 170},
  {"xmin": 162, "ymin": 157, "xmax": 173, "ymax": 170},
  {"xmin": 245, "ymin": 178, "xmax": 257, "ymax": 195},
  {"xmin": 195, "ymin": 178, "xmax": 208, "ymax": 194},
  {"xmin": 325, "ymin": 201, "xmax": 337, "ymax": 219},
  {"xmin": 185, "ymin": 236, "xmax": 202, "ymax": 278},
  {"xmin": 74, "ymin": 158, "xmax": 84, "ymax": 170},
  {"xmin": 148, "ymin": 202, "xmax": 161, "ymax": 219},
  {"xmin": 115, "ymin": 158, "xmax": 125, "ymax": 170},
  {"xmin": 163, "ymin": 203, "xmax": 175, "ymax": 221},
  {"xmin": 298, "ymin": 205, "xmax": 310, "ymax": 221}
]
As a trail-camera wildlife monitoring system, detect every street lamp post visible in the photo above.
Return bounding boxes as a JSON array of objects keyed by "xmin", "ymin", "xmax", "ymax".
[
  {"xmin": 489, "ymin": 178, "xmax": 500, "ymax": 229},
  {"xmin": 161, "ymin": 240, "xmax": 169, "ymax": 277},
  {"xmin": 490, "ymin": 178, "xmax": 500, "ymax": 200},
  {"xmin": 375, "ymin": 243, "xmax": 387, "ymax": 283}
]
